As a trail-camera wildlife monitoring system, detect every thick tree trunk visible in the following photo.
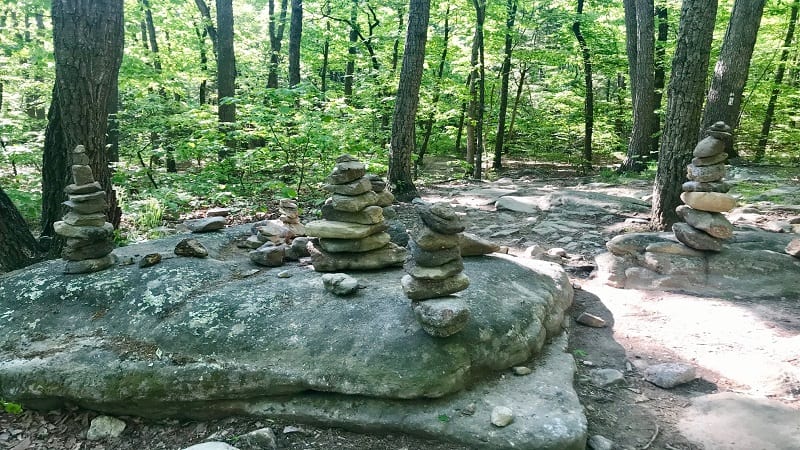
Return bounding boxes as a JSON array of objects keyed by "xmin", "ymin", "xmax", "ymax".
[
  {"xmin": 572, "ymin": 0, "xmax": 593, "ymax": 171},
  {"xmin": 0, "ymin": 187, "xmax": 44, "ymax": 272},
  {"xmin": 267, "ymin": 0, "xmax": 288, "ymax": 89},
  {"xmin": 493, "ymin": 0, "xmax": 516, "ymax": 171},
  {"xmin": 416, "ymin": 4, "xmax": 450, "ymax": 173},
  {"xmin": 651, "ymin": 0, "xmax": 718, "ymax": 230},
  {"xmin": 43, "ymin": 0, "xmax": 124, "ymax": 236},
  {"xmin": 756, "ymin": 0, "xmax": 799, "ymax": 161},
  {"xmin": 652, "ymin": 2, "xmax": 668, "ymax": 158},
  {"xmin": 620, "ymin": 0, "xmax": 655, "ymax": 173},
  {"xmin": 702, "ymin": 0, "xmax": 766, "ymax": 158},
  {"xmin": 389, "ymin": 0, "xmax": 430, "ymax": 202},
  {"xmin": 288, "ymin": 0, "xmax": 302, "ymax": 87},
  {"xmin": 216, "ymin": 0, "xmax": 235, "ymax": 124}
]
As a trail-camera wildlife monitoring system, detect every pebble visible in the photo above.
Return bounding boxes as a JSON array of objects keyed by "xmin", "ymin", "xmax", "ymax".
[
  {"xmin": 277, "ymin": 270, "xmax": 292, "ymax": 278},
  {"xmin": 322, "ymin": 273, "xmax": 359, "ymax": 296},
  {"xmin": 239, "ymin": 427, "xmax": 277, "ymax": 449},
  {"xmin": 587, "ymin": 434, "xmax": 615, "ymax": 450},
  {"xmin": 787, "ymin": 238, "xmax": 800, "ymax": 258},
  {"xmin": 512, "ymin": 366, "xmax": 532, "ymax": 376},
  {"xmin": 576, "ymin": 312, "xmax": 607, "ymax": 328},
  {"xmin": 590, "ymin": 368, "xmax": 625, "ymax": 387},
  {"xmin": 184, "ymin": 216, "xmax": 226, "ymax": 233},
  {"xmin": 643, "ymin": 362, "xmax": 696, "ymax": 388},
  {"xmin": 138, "ymin": 253, "xmax": 162, "ymax": 268},
  {"xmin": 461, "ymin": 403, "xmax": 477, "ymax": 416},
  {"xmin": 490, "ymin": 406, "xmax": 514, "ymax": 427},
  {"xmin": 86, "ymin": 415, "xmax": 126, "ymax": 441},
  {"xmin": 174, "ymin": 238, "xmax": 209, "ymax": 258}
]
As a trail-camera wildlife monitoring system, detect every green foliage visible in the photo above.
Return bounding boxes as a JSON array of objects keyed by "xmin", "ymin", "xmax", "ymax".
[
  {"xmin": 437, "ymin": 413, "xmax": 450, "ymax": 423},
  {"xmin": 1, "ymin": 400, "xmax": 23, "ymax": 415}
]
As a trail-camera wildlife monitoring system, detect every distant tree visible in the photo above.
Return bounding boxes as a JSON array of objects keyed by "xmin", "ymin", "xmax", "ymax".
[
  {"xmin": 389, "ymin": 0, "xmax": 430, "ymax": 201},
  {"xmin": 572, "ymin": 0, "xmax": 594, "ymax": 171},
  {"xmin": 216, "ymin": 0, "xmax": 235, "ymax": 124},
  {"xmin": 267, "ymin": 0, "xmax": 288, "ymax": 89},
  {"xmin": 288, "ymin": 0, "xmax": 302, "ymax": 87},
  {"xmin": 466, "ymin": 0, "xmax": 486, "ymax": 179},
  {"xmin": 0, "ymin": 186, "xmax": 44, "ymax": 272},
  {"xmin": 493, "ymin": 0, "xmax": 517, "ymax": 171},
  {"xmin": 701, "ymin": 0, "xmax": 766, "ymax": 158},
  {"xmin": 651, "ymin": 0, "xmax": 718, "ymax": 230}
]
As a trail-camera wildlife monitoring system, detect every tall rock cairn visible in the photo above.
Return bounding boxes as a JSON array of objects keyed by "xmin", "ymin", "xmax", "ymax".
[
  {"xmin": 674, "ymin": 122, "xmax": 736, "ymax": 252},
  {"xmin": 55, "ymin": 146, "xmax": 116, "ymax": 274},
  {"xmin": 305, "ymin": 154, "xmax": 406, "ymax": 271},
  {"xmin": 402, "ymin": 202, "xmax": 471, "ymax": 337}
]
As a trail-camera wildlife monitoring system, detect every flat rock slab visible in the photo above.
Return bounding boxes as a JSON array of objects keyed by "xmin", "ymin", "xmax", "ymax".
[
  {"xmin": 496, "ymin": 190, "xmax": 650, "ymax": 214},
  {"xmin": 0, "ymin": 227, "xmax": 580, "ymax": 449},
  {"xmin": 678, "ymin": 392, "xmax": 800, "ymax": 450},
  {"xmin": 454, "ymin": 188, "xmax": 520, "ymax": 206},
  {"xmin": 596, "ymin": 230, "xmax": 800, "ymax": 297}
]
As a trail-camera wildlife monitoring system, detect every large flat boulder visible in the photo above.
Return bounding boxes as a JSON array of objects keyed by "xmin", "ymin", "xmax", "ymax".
[{"xmin": 0, "ymin": 226, "xmax": 574, "ymax": 411}]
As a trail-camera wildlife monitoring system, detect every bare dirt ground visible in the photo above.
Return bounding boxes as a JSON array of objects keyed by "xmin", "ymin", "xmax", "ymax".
[{"xmin": 2, "ymin": 160, "xmax": 799, "ymax": 449}]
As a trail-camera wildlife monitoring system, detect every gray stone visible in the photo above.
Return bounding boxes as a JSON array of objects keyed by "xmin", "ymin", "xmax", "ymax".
[
  {"xmin": 182, "ymin": 444, "xmax": 239, "ymax": 450},
  {"xmin": 308, "ymin": 241, "xmax": 406, "ymax": 271},
  {"xmin": 174, "ymin": 238, "xmax": 208, "ymax": 257},
  {"xmin": 70, "ymin": 145, "xmax": 91, "ymax": 165},
  {"xmin": 490, "ymin": 406, "xmax": 514, "ymax": 427},
  {"xmin": 86, "ymin": 415, "xmax": 126, "ymax": 441},
  {"xmin": 321, "ymin": 203, "xmax": 384, "ymax": 225},
  {"xmin": 65, "ymin": 181, "xmax": 102, "ymax": 195},
  {"xmin": 401, "ymin": 273, "xmax": 470, "ymax": 301},
  {"xmin": 787, "ymin": 238, "xmax": 800, "ymax": 257},
  {"xmin": 69, "ymin": 190, "xmax": 107, "ymax": 204},
  {"xmin": 411, "ymin": 297, "xmax": 470, "ymax": 337},
  {"xmin": 257, "ymin": 221, "xmax": 295, "ymax": 243},
  {"xmin": 676, "ymin": 205, "xmax": 733, "ymax": 239},
  {"xmin": 607, "ymin": 233, "xmax": 672, "ymax": 257},
  {"xmin": 249, "ymin": 245, "xmax": 286, "ymax": 267},
  {"xmin": 408, "ymin": 238, "xmax": 461, "ymax": 267},
  {"xmin": 680, "ymin": 191, "xmax": 736, "ymax": 213},
  {"xmin": 184, "ymin": 217, "xmax": 226, "ymax": 233},
  {"xmin": 576, "ymin": 312, "xmax": 606, "ymax": 328},
  {"xmin": 63, "ymin": 211, "xmax": 107, "ymax": 227},
  {"xmin": 412, "ymin": 226, "xmax": 460, "ymax": 251},
  {"xmin": 63, "ymin": 238, "xmax": 114, "ymax": 261},
  {"xmin": 207, "ymin": 207, "xmax": 231, "ymax": 217},
  {"xmin": 587, "ymin": 435, "xmax": 614, "ymax": 450},
  {"xmin": 404, "ymin": 258, "xmax": 464, "ymax": 280},
  {"xmin": 643, "ymin": 362, "xmax": 696, "ymax": 388},
  {"xmin": 138, "ymin": 253, "xmax": 162, "ymax": 268},
  {"xmin": 330, "ymin": 191, "xmax": 378, "ymax": 212},
  {"xmin": 324, "ymin": 177, "xmax": 372, "ymax": 195},
  {"xmin": 305, "ymin": 220, "xmax": 388, "ymax": 240},
  {"xmin": 417, "ymin": 203, "xmax": 465, "ymax": 235},
  {"xmin": 374, "ymin": 190, "xmax": 395, "ymax": 207},
  {"xmin": 240, "ymin": 427, "xmax": 277, "ymax": 450},
  {"xmin": 681, "ymin": 180, "xmax": 731, "ymax": 193},
  {"xmin": 366, "ymin": 174, "xmax": 386, "ymax": 192},
  {"xmin": 691, "ymin": 152, "xmax": 728, "ymax": 167},
  {"xmin": 71, "ymin": 165, "xmax": 95, "ymax": 185},
  {"xmin": 242, "ymin": 235, "xmax": 264, "ymax": 249},
  {"xmin": 55, "ymin": 221, "xmax": 113, "ymax": 240},
  {"xmin": 327, "ymin": 160, "xmax": 366, "ymax": 185},
  {"xmin": 687, "ymin": 163, "xmax": 726, "ymax": 183},
  {"xmin": 64, "ymin": 253, "xmax": 116, "ymax": 274},
  {"xmin": 644, "ymin": 241, "xmax": 706, "ymax": 257},
  {"xmin": 319, "ymin": 232, "xmax": 391, "ymax": 253},
  {"xmin": 693, "ymin": 136, "xmax": 725, "ymax": 158},
  {"xmin": 673, "ymin": 222, "xmax": 723, "ymax": 252},
  {"xmin": 459, "ymin": 233, "xmax": 501, "ymax": 256},
  {"xmin": 512, "ymin": 366, "xmax": 532, "ymax": 376},
  {"xmin": 590, "ymin": 368, "xmax": 624, "ymax": 387},
  {"xmin": 63, "ymin": 198, "xmax": 107, "ymax": 215},
  {"xmin": 642, "ymin": 250, "xmax": 706, "ymax": 276},
  {"xmin": 321, "ymin": 273, "xmax": 359, "ymax": 296},
  {"xmin": 381, "ymin": 205, "xmax": 397, "ymax": 219},
  {"xmin": 286, "ymin": 236, "xmax": 311, "ymax": 260}
]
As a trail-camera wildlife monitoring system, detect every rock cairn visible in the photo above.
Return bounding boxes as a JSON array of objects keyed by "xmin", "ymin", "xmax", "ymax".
[
  {"xmin": 55, "ymin": 145, "xmax": 116, "ymax": 274},
  {"xmin": 278, "ymin": 198, "xmax": 305, "ymax": 236},
  {"xmin": 673, "ymin": 122, "xmax": 736, "ymax": 252},
  {"xmin": 402, "ymin": 202, "xmax": 471, "ymax": 337},
  {"xmin": 305, "ymin": 154, "xmax": 406, "ymax": 271}
]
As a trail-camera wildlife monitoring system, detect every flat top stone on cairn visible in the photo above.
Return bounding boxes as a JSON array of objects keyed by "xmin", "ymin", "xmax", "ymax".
[
  {"xmin": 327, "ymin": 154, "xmax": 366, "ymax": 185},
  {"xmin": 70, "ymin": 145, "xmax": 91, "ymax": 166}
]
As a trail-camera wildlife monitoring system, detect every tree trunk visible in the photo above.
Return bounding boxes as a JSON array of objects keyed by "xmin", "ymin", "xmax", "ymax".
[
  {"xmin": 344, "ymin": 0, "xmax": 358, "ymax": 99},
  {"xmin": 507, "ymin": 66, "xmax": 527, "ymax": 144},
  {"xmin": 652, "ymin": 2, "xmax": 668, "ymax": 158},
  {"xmin": 416, "ymin": 3, "xmax": 450, "ymax": 173},
  {"xmin": 493, "ymin": 0, "xmax": 517, "ymax": 171},
  {"xmin": 702, "ymin": 0, "xmax": 766, "ymax": 158},
  {"xmin": 141, "ymin": 0, "xmax": 162, "ymax": 72},
  {"xmin": 43, "ymin": 0, "xmax": 124, "ymax": 236},
  {"xmin": 217, "ymin": 0, "xmax": 235, "ymax": 124},
  {"xmin": 651, "ymin": 0, "xmax": 718, "ymax": 230},
  {"xmin": 194, "ymin": 0, "xmax": 218, "ymax": 57},
  {"xmin": 756, "ymin": 0, "xmax": 799, "ymax": 161},
  {"xmin": 0, "ymin": 186, "xmax": 44, "ymax": 272},
  {"xmin": 321, "ymin": 16, "xmax": 330, "ymax": 93},
  {"xmin": 472, "ymin": 0, "xmax": 486, "ymax": 180},
  {"xmin": 389, "ymin": 0, "xmax": 430, "ymax": 202},
  {"xmin": 572, "ymin": 0, "xmax": 593, "ymax": 171},
  {"xmin": 267, "ymin": 0, "xmax": 288, "ymax": 89},
  {"xmin": 619, "ymin": 0, "xmax": 655, "ymax": 173},
  {"xmin": 288, "ymin": 0, "xmax": 302, "ymax": 87},
  {"xmin": 391, "ymin": 6, "xmax": 404, "ymax": 73}
]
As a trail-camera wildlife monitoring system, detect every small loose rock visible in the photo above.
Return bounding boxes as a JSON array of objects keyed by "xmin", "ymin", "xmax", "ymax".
[
  {"xmin": 512, "ymin": 366, "xmax": 532, "ymax": 376},
  {"xmin": 86, "ymin": 415, "xmax": 126, "ymax": 441},
  {"xmin": 174, "ymin": 238, "xmax": 208, "ymax": 258},
  {"xmin": 587, "ymin": 434, "xmax": 615, "ymax": 450},
  {"xmin": 490, "ymin": 406, "xmax": 514, "ymax": 427},
  {"xmin": 239, "ymin": 427, "xmax": 277, "ymax": 450},
  {"xmin": 322, "ymin": 273, "xmax": 359, "ymax": 296},
  {"xmin": 644, "ymin": 362, "xmax": 696, "ymax": 388},
  {"xmin": 576, "ymin": 312, "xmax": 607, "ymax": 328},
  {"xmin": 590, "ymin": 368, "xmax": 625, "ymax": 387}
]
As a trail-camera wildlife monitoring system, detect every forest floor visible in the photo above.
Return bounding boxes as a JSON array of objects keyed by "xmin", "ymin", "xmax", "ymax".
[{"xmin": 2, "ymin": 159, "xmax": 799, "ymax": 449}]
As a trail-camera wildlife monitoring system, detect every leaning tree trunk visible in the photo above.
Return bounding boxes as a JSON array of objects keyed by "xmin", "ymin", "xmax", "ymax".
[
  {"xmin": 572, "ymin": 0, "xmax": 593, "ymax": 171},
  {"xmin": 388, "ymin": 0, "xmax": 430, "ymax": 201},
  {"xmin": 43, "ymin": 0, "xmax": 124, "ymax": 238},
  {"xmin": 651, "ymin": 0, "xmax": 718, "ymax": 230},
  {"xmin": 702, "ymin": 0, "xmax": 766, "ymax": 158},
  {"xmin": 756, "ymin": 0, "xmax": 799, "ymax": 161},
  {"xmin": 0, "ymin": 186, "xmax": 44, "ymax": 272}
]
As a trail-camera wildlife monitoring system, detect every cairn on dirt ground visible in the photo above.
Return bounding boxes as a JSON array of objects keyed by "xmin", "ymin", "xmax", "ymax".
[
  {"xmin": 402, "ymin": 201, "xmax": 471, "ymax": 337},
  {"xmin": 55, "ymin": 145, "xmax": 116, "ymax": 274},
  {"xmin": 674, "ymin": 122, "xmax": 736, "ymax": 252},
  {"xmin": 305, "ymin": 154, "xmax": 406, "ymax": 271}
]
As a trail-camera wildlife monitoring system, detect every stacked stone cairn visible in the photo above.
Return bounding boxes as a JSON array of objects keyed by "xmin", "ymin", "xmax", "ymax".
[
  {"xmin": 55, "ymin": 145, "xmax": 116, "ymax": 274},
  {"xmin": 401, "ymin": 202, "xmax": 471, "ymax": 337},
  {"xmin": 674, "ymin": 122, "xmax": 736, "ymax": 252},
  {"xmin": 246, "ymin": 199, "xmax": 308, "ymax": 267},
  {"xmin": 305, "ymin": 154, "xmax": 406, "ymax": 271}
]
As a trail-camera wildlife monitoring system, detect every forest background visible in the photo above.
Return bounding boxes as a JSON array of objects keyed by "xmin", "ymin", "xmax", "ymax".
[{"xmin": 1, "ymin": 0, "xmax": 799, "ymax": 270}]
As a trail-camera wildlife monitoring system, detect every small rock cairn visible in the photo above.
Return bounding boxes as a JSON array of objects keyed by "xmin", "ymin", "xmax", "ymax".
[
  {"xmin": 674, "ymin": 122, "xmax": 736, "ymax": 252},
  {"xmin": 305, "ymin": 154, "xmax": 406, "ymax": 271},
  {"xmin": 246, "ymin": 199, "xmax": 309, "ymax": 267},
  {"xmin": 402, "ymin": 202, "xmax": 471, "ymax": 337},
  {"xmin": 55, "ymin": 145, "xmax": 116, "ymax": 274}
]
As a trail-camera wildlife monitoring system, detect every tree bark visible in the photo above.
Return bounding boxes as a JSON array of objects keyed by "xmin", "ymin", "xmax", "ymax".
[
  {"xmin": 702, "ymin": 0, "xmax": 766, "ymax": 158},
  {"xmin": 416, "ymin": 3, "xmax": 450, "ymax": 173},
  {"xmin": 493, "ymin": 0, "xmax": 517, "ymax": 171},
  {"xmin": 0, "ymin": 186, "xmax": 44, "ymax": 272},
  {"xmin": 194, "ymin": 0, "xmax": 218, "ymax": 57},
  {"xmin": 43, "ymin": 0, "xmax": 125, "ymax": 236},
  {"xmin": 288, "ymin": 0, "xmax": 302, "ymax": 87},
  {"xmin": 141, "ymin": 0, "xmax": 162, "ymax": 72},
  {"xmin": 216, "ymin": 0, "xmax": 235, "ymax": 124},
  {"xmin": 652, "ymin": 2, "xmax": 668, "ymax": 158},
  {"xmin": 619, "ymin": 0, "xmax": 655, "ymax": 173},
  {"xmin": 651, "ymin": 0, "xmax": 718, "ymax": 230},
  {"xmin": 756, "ymin": 0, "xmax": 799, "ymax": 161},
  {"xmin": 344, "ymin": 0, "xmax": 358, "ymax": 99},
  {"xmin": 267, "ymin": 0, "xmax": 288, "ymax": 89},
  {"xmin": 572, "ymin": 0, "xmax": 593, "ymax": 171},
  {"xmin": 389, "ymin": 0, "xmax": 430, "ymax": 202}
]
